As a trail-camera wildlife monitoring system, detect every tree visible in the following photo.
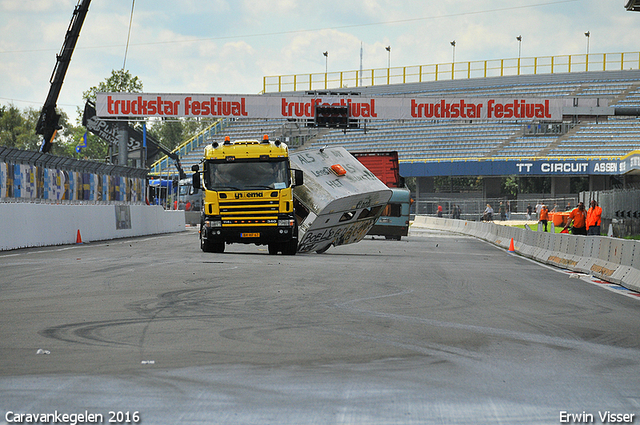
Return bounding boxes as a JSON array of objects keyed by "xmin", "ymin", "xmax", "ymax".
[
  {"xmin": 1, "ymin": 69, "xmax": 208, "ymax": 164},
  {"xmin": 82, "ymin": 69, "xmax": 143, "ymax": 104},
  {"xmin": 76, "ymin": 69, "xmax": 144, "ymax": 162},
  {"xmin": 502, "ymin": 176, "xmax": 519, "ymax": 198},
  {"xmin": 1, "ymin": 70, "xmax": 145, "ymax": 159},
  {"xmin": 149, "ymin": 120, "xmax": 184, "ymax": 152},
  {"xmin": 0, "ymin": 105, "xmax": 41, "ymax": 151}
]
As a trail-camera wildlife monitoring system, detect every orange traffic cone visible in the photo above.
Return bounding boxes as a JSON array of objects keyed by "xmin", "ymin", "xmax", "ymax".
[
  {"xmin": 76, "ymin": 229, "xmax": 83, "ymax": 244},
  {"xmin": 508, "ymin": 238, "xmax": 515, "ymax": 252}
]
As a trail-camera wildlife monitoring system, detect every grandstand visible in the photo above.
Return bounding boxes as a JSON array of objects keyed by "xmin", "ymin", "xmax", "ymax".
[
  {"xmin": 153, "ymin": 66, "xmax": 640, "ymax": 214},
  {"xmin": 301, "ymin": 69, "xmax": 640, "ymax": 160}
]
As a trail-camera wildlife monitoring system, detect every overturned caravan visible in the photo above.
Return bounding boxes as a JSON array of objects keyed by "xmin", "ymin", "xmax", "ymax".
[{"xmin": 290, "ymin": 147, "xmax": 392, "ymax": 254}]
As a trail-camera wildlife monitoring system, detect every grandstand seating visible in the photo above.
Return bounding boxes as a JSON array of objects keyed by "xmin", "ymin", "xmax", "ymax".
[
  {"xmin": 154, "ymin": 70, "xmax": 640, "ymax": 176},
  {"xmin": 548, "ymin": 119, "xmax": 640, "ymax": 157},
  {"xmin": 613, "ymin": 85, "xmax": 640, "ymax": 108},
  {"xmin": 173, "ymin": 119, "xmax": 287, "ymax": 174},
  {"xmin": 305, "ymin": 71, "xmax": 640, "ymax": 160}
]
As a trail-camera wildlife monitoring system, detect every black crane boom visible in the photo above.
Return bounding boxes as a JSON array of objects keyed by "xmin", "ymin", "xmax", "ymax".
[{"xmin": 36, "ymin": 0, "xmax": 91, "ymax": 153}]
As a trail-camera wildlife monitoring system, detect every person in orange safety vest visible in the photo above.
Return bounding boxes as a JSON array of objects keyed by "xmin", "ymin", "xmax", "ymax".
[
  {"xmin": 587, "ymin": 200, "xmax": 602, "ymax": 236},
  {"xmin": 539, "ymin": 205, "xmax": 549, "ymax": 232},
  {"xmin": 564, "ymin": 202, "xmax": 587, "ymax": 235}
]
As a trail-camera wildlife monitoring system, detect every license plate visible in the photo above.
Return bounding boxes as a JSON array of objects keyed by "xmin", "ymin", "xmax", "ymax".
[{"xmin": 241, "ymin": 233, "xmax": 260, "ymax": 238}]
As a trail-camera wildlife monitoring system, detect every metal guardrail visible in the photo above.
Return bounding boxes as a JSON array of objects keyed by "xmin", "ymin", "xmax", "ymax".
[
  {"xmin": 0, "ymin": 146, "xmax": 147, "ymax": 204},
  {"xmin": 0, "ymin": 146, "xmax": 147, "ymax": 178},
  {"xmin": 263, "ymin": 52, "xmax": 640, "ymax": 93},
  {"xmin": 149, "ymin": 119, "xmax": 224, "ymax": 176},
  {"xmin": 415, "ymin": 196, "xmax": 578, "ymax": 220}
]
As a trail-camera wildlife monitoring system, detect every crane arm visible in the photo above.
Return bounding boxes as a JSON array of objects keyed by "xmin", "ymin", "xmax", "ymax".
[{"xmin": 36, "ymin": 0, "xmax": 91, "ymax": 153}]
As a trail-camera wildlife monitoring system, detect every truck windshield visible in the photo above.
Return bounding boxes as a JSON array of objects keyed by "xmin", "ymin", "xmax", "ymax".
[
  {"xmin": 205, "ymin": 160, "xmax": 289, "ymax": 191},
  {"xmin": 178, "ymin": 185, "xmax": 192, "ymax": 196}
]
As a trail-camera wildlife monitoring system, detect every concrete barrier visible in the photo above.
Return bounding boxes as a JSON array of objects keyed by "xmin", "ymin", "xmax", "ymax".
[
  {"xmin": 1, "ymin": 203, "xmax": 185, "ymax": 251},
  {"xmin": 185, "ymin": 211, "xmax": 200, "ymax": 226},
  {"xmin": 412, "ymin": 215, "xmax": 640, "ymax": 293}
]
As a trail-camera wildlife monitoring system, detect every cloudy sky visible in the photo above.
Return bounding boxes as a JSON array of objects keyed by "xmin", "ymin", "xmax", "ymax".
[{"xmin": 1, "ymin": 0, "xmax": 639, "ymax": 120}]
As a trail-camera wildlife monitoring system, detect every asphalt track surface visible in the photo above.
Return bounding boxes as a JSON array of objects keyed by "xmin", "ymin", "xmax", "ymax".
[{"xmin": 1, "ymin": 226, "xmax": 639, "ymax": 424}]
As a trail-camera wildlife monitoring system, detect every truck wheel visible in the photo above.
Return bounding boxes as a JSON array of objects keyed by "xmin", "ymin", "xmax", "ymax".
[
  {"xmin": 201, "ymin": 235, "xmax": 215, "ymax": 252},
  {"xmin": 201, "ymin": 228, "xmax": 224, "ymax": 253},
  {"xmin": 268, "ymin": 243, "xmax": 279, "ymax": 255},
  {"xmin": 283, "ymin": 240, "xmax": 298, "ymax": 255}
]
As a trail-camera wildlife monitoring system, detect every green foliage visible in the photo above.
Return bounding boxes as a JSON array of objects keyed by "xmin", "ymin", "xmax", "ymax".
[
  {"xmin": 82, "ymin": 69, "xmax": 143, "ymax": 104},
  {"xmin": 570, "ymin": 177, "xmax": 589, "ymax": 193},
  {"xmin": 502, "ymin": 176, "xmax": 519, "ymax": 197},
  {"xmin": 517, "ymin": 176, "xmax": 551, "ymax": 194},
  {"xmin": 2, "ymin": 69, "xmax": 215, "ymax": 165},
  {"xmin": 149, "ymin": 120, "xmax": 183, "ymax": 151},
  {"xmin": 434, "ymin": 176, "xmax": 483, "ymax": 193},
  {"xmin": 71, "ymin": 69, "xmax": 144, "ymax": 161},
  {"xmin": 0, "ymin": 105, "xmax": 40, "ymax": 150}
]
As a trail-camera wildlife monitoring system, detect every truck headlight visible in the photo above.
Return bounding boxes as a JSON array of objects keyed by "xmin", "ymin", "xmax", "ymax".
[
  {"xmin": 205, "ymin": 220, "xmax": 222, "ymax": 228},
  {"xmin": 278, "ymin": 219, "xmax": 295, "ymax": 227}
]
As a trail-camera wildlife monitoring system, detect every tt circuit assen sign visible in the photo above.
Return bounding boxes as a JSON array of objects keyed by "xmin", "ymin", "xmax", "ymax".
[
  {"xmin": 95, "ymin": 93, "xmax": 563, "ymax": 121},
  {"xmin": 401, "ymin": 156, "xmax": 640, "ymax": 178}
]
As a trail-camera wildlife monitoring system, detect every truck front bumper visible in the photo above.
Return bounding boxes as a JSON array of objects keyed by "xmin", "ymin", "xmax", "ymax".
[{"xmin": 202, "ymin": 216, "xmax": 298, "ymax": 245}]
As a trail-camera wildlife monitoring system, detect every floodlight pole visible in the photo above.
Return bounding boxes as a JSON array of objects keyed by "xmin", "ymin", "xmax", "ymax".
[
  {"xmin": 450, "ymin": 40, "xmax": 456, "ymax": 63},
  {"xmin": 385, "ymin": 46, "xmax": 391, "ymax": 69},
  {"xmin": 585, "ymin": 31, "xmax": 590, "ymax": 55}
]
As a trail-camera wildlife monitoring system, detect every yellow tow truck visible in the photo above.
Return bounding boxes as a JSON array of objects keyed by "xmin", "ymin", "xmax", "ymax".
[{"xmin": 192, "ymin": 135, "xmax": 303, "ymax": 255}]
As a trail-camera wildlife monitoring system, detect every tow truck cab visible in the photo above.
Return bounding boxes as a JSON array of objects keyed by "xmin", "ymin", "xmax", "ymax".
[{"xmin": 193, "ymin": 135, "xmax": 303, "ymax": 255}]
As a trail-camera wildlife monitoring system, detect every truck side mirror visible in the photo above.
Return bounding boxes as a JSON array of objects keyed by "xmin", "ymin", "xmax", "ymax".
[
  {"xmin": 192, "ymin": 172, "xmax": 201, "ymax": 190},
  {"xmin": 293, "ymin": 169, "xmax": 304, "ymax": 187},
  {"xmin": 191, "ymin": 164, "xmax": 201, "ymax": 189}
]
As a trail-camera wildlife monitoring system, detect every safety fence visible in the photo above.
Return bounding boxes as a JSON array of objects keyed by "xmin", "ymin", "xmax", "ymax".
[
  {"xmin": 0, "ymin": 146, "xmax": 147, "ymax": 204},
  {"xmin": 413, "ymin": 215, "xmax": 640, "ymax": 294},
  {"xmin": 580, "ymin": 188, "xmax": 640, "ymax": 237},
  {"xmin": 414, "ymin": 196, "xmax": 578, "ymax": 221}
]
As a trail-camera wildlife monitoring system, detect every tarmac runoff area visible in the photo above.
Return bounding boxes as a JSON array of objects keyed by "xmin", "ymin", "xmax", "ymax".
[{"xmin": 1, "ymin": 227, "xmax": 639, "ymax": 424}]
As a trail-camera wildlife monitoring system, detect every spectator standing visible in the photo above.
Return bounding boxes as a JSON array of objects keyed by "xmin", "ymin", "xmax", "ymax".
[
  {"xmin": 483, "ymin": 204, "xmax": 493, "ymax": 221},
  {"xmin": 526, "ymin": 204, "xmax": 533, "ymax": 220},
  {"xmin": 539, "ymin": 205, "xmax": 549, "ymax": 232},
  {"xmin": 499, "ymin": 202, "xmax": 506, "ymax": 221},
  {"xmin": 451, "ymin": 204, "xmax": 461, "ymax": 220},
  {"xmin": 564, "ymin": 202, "xmax": 587, "ymax": 235},
  {"xmin": 535, "ymin": 201, "xmax": 543, "ymax": 219},
  {"xmin": 437, "ymin": 205, "xmax": 443, "ymax": 217},
  {"xmin": 587, "ymin": 200, "xmax": 603, "ymax": 236}
]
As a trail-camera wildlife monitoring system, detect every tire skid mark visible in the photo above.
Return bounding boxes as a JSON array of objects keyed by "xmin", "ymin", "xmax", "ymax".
[
  {"xmin": 331, "ymin": 284, "xmax": 640, "ymax": 360},
  {"xmin": 40, "ymin": 287, "xmax": 233, "ymax": 347}
]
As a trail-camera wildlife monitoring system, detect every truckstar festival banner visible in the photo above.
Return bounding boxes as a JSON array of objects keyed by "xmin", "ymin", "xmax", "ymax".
[{"xmin": 96, "ymin": 93, "xmax": 563, "ymax": 121}]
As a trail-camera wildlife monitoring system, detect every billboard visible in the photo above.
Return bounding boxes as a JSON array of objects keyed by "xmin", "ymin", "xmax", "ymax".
[
  {"xmin": 95, "ymin": 93, "xmax": 564, "ymax": 121},
  {"xmin": 400, "ymin": 154, "xmax": 640, "ymax": 177}
]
